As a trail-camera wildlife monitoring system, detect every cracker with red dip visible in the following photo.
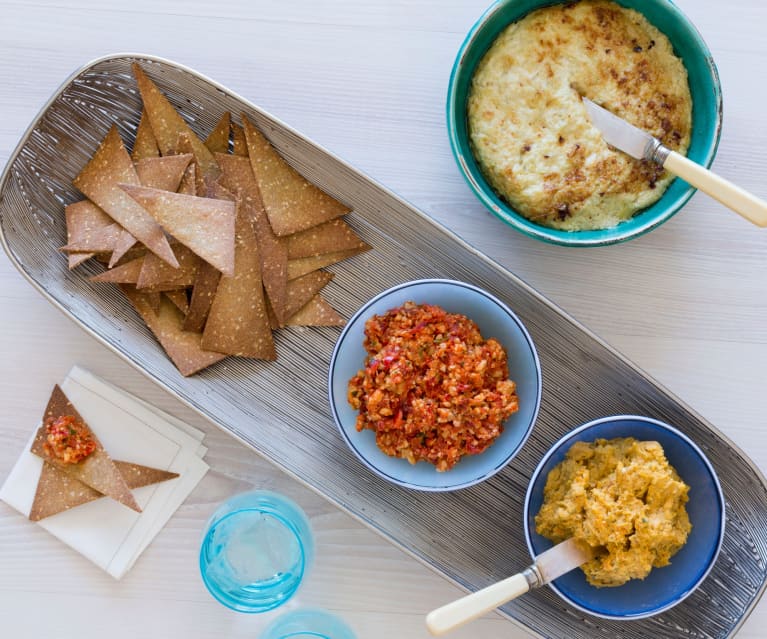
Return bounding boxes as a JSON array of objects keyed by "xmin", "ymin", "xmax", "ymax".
[{"xmin": 30, "ymin": 385, "xmax": 140, "ymax": 512}]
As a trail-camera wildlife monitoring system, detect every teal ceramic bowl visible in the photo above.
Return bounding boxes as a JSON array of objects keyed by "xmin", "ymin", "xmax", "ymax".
[{"xmin": 447, "ymin": 0, "xmax": 723, "ymax": 247}]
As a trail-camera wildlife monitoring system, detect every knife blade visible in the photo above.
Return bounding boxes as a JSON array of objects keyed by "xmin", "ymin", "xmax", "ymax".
[
  {"xmin": 582, "ymin": 96, "xmax": 767, "ymax": 227},
  {"xmin": 425, "ymin": 538, "xmax": 594, "ymax": 636}
]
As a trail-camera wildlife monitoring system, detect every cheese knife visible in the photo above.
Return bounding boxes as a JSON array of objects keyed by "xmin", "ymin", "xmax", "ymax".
[
  {"xmin": 582, "ymin": 96, "xmax": 767, "ymax": 227},
  {"xmin": 425, "ymin": 538, "xmax": 594, "ymax": 636}
]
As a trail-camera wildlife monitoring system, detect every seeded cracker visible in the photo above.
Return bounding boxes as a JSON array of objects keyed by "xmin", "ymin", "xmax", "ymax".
[
  {"xmin": 30, "ymin": 385, "xmax": 140, "ymax": 512},
  {"xmin": 282, "ymin": 270, "xmax": 335, "ymax": 323},
  {"xmin": 286, "ymin": 295, "xmax": 345, "ymax": 327},
  {"xmin": 132, "ymin": 63, "xmax": 219, "ymax": 180},
  {"xmin": 241, "ymin": 114, "xmax": 351, "ymax": 235},
  {"xmin": 231, "ymin": 122, "xmax": 247, "ymax": 157},
  {"xmin": 164, "ymin": 289, "xmax": 189, "ymax": 315},
  {"xmin": 216, "ymin": 152, "xmax": 289, "ymax": 324},
  {"xmin": 131, "ymin": 109, "xmax": 160, "ymax": 161},
  {"xmin": 201, "ymin": 199, "xmax": 276, "ymax": 359},
  {"xmin": 135, "ymin": 154, "xmax": 192, "ymax": 192},
  {"xmin": 73, "ymin": 125, "xmax": 178, "ymax": 267},
  {"xmin": 63, "ymin": 200, "xmax": 115, "ymax": 268},
  {"xmin": 286, "ymin": 218, "xmax": 370, "ymax": 260},
  {"xmin": 136, "ymin": 243, "xmax": 199, "ymax": 290},
  {"xmin": 30, "ymin": 459, "xmax": 178, "ymax": 521},
  {"xmin": 90, "ymin": 255, "xmax": 144, "ymax": 284},
  {"xmin": 205, "ymin": 112, "xmax": 231, "ymax": 154},
  {"xmin": 60, "ymin": 222, "xmax": 123, "ymax": 253},
  {"xmin": 120, "ymin": 184, "xmax": 236, "ymax": 277},
  {"xmin": 287, "ymin": 247, "xmax": 368, "ymax": 281},
  {"xmin": 121, "ymin": 285, "xmax": 226, "ymax": 376}
]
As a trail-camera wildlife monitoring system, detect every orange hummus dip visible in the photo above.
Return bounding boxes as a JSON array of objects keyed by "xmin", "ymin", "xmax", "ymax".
[{"xmin": 347, "ymin": 302, "xmax": 519, "ymax": 471}]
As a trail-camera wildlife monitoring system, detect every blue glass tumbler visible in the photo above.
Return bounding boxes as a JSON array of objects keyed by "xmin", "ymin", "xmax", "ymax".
[
  {"xmin": 199, "ymin": 490, "xmax": 314, "ymax": 613},
  {"xmin": 259, "ymin": 608, "xmax": 357, "ymax": 639}
]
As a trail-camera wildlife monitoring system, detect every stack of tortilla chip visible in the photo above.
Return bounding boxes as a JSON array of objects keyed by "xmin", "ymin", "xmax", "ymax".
[
  {"xmin": 62, "ymin": 63, "xmax": 371, "ymax": 376},
  {"xmin": 29, "ymin": 384, "xmax": 178, "ymax": 521}
]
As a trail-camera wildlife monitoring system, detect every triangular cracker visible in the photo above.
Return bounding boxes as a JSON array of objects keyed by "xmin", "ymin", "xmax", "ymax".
[
  {"xmin": 73, "ymin": 125, "xmax": 178, "ymax": 267},
  {"xmin": 30, "ymin": 460, "xmax": 178, "ymax": 521},
  {"xmin": 90, "ymin": 255, "xmax": 144, "ymax": 284},
  {"xmin": 231, "ymin": 122, "xmax": 247, "ymax": 157},
  {"xmin": 241, "ymin": 114, "xmax": 351, "ymax": 235},
  {"xmin": 286, "ymin": 218, "xmax": 370, "ymax": 259},
  {"xmin": 30, "ymin": 385, "xmax": 140, "ymax": 512},
  {"xmin": 121, "ymin": 285, "xmax": 226, "ymax": 376},
  {"xmin": 60, "ymin": 222, "xmax": 123, "ymax": 252},
  {"xmin": 132, "ymin": 63, "xmax": 219, "ymax": 179},
  {"xmin": 285, "ymin": 294, "xmax": 345, "ymax": 327},
  {"xmin": 137, "ymin": 243, "xmax": 199, "ymax": 290},
  {"xmin": 63, "ymin": 200, "xmax": 114, "ymax": 267},
  {"xmin": 109, "ymin": 228, "xmax": 139, "ymax": 268},
  {"xmin": 120, "ymin": 184, "xmax": 236, "ymax": 277},
  {"xmin": 287, "ymin": 247, "xmax": 368, "ymax": 281},
  {"xmin": 205, "ymin": 112, "xmax": 231, "ymax": 154},
  {"xmin": 131, "ymin": 110, "xmax": 160, "ymax": 161},
  {"xmin": 183, "ymin": 264, "xmax": 221, "ymax": 333},
  {"xmin": 135, "ymin": 154, "xmax": 193, "ymax": 191},
  {"xmin": 282, "ymin": 270, "xmax": 335, "ymax": 324},
  {"xmin": 164, "ymin": 289, "xmax": 189, "ymax": 315},
  {"xmin": 216, "ymin": 152, "xmax": 289, "ymax": 324},
  {"xmin": 200, "ymin": 200, "xmax": 275, "ymax": 359}
]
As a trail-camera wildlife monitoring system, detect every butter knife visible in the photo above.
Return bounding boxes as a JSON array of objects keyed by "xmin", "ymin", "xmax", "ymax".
[
  {"xmin": 582, "ymin": 96, "xmax": 767, "ymax": 227},
  {"xmin": 425, "ymin": 538, "xmax": 594, "ymax": 636}
]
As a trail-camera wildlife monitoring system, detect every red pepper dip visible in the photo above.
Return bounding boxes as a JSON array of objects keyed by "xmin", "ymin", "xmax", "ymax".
[
  {"xmin": 43, "ymin": 415, "xmax": 97, "ymax": 465},
  {"xmin": 347, "ymin": 301, "xmax": 519, "ymax": 471}
]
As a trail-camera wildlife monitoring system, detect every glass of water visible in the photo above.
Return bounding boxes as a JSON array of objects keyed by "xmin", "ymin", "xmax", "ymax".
[
  {"xmin": 199, "ymin": 490, "xmax": 314, "ymax": 613},
  {"xmin": 259, "ymin": 608, "xmax": 356, "ymax": 639}
]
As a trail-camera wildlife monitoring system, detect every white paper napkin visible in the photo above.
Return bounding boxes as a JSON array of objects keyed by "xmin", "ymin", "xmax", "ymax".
[{"xmin": 0, "ymin": 366, "xmax": 209, "ymax": 579}]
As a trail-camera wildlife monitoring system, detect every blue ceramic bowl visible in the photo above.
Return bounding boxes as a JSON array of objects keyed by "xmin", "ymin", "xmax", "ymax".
[
  {"xmin": 447, "ymin": 0, "xmax": 723, "ymax": 247},
  {"xmin": 328, "ymin": 279, "xmax": 542, "ymax": 491},
  {"xmin": 524, "ymin": 415, "xmax": 725, "ymax": 619}
]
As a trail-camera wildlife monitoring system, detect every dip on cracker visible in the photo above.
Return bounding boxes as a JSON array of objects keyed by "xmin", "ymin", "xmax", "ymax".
[
  {"xmin": 43, "ymin": 414, "xmax": 96, "ymax": 465},
  {"xmin": 347, "ymin": 302, "xmax": 519, "ymax": 471},
  {"xmin": 535, "ymin": 437, "xmax": 692, "ymax": 587}
]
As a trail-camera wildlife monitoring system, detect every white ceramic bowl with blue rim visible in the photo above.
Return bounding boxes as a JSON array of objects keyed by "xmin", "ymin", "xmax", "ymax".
[
  {"xmin": 524, "ymin": 415, "xmax": 726, "ymax": 619},
  {"xmin": 328, "ymin": 279, "xmax": 542, "ymax": 491}
]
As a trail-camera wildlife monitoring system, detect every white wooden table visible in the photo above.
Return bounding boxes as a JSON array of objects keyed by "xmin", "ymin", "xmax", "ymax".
[{"xmin": 1, "ymin": 1, "xmax": 765, "ymax": 637}]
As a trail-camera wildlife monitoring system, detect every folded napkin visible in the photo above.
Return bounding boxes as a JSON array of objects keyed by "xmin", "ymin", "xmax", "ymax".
[{"xmin": 0, "ymin": 366, "xmax": 209, "ymax": 579}]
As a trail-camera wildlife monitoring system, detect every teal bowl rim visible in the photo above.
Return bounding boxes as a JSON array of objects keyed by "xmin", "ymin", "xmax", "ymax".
[{"xmin": 446, "ymin": 0, "xmax": 723, "ymax": 247}]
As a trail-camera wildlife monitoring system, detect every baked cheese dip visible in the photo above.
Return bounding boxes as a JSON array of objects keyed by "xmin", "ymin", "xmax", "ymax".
[
  {"xmin": 535, "ymin": 437, "xmax": 692, "ymax": 587},
  {"xmin": 467, "ymin": 0, "xmax": 692, "ymax": 231}
]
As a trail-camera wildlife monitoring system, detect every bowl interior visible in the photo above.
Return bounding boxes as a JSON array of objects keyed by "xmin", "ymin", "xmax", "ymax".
[
  {"xmin": 447, "ymin": 0, "xmax": 722, "ymax": 246},
  {"xmin": 524, "ymin": 416, "xmax": 725, "ymax": 619},
  {"xmin": 329, "ymin": 280, "xmax": 541, "ymax": 491}
]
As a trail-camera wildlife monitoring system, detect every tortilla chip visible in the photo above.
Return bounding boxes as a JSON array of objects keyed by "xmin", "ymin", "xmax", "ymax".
[
  {"xmin": 132, "ymin": 63, "xmax": 219, "ymax": 180},
  {"xmin": 232, "ymin": 122, "xmax": 247, "ymax": 157},
  {"xmin": 216, "ymin": 153, "xmax": 289, "ymax": 323},
  {"xmin": 241, "ymin": 114, "xmax": 351, "ymax": 235},
  {"xmin": 201, "ymin": 201, "xmax": 276, "ymax": 359},
  {"xmin": 285, "ymin": 294, "xmax": 345, "ymax": 327},
  {"xmin": 205, "ymin": 112, "xmax": 231, "ymax": 154},
  {"xmin": 282, "ymin": 270, "xmax": 334, "ymax": 324},
  {"xmin": 183, "ymin": 263, "xmax": 221, "ymax": 332},
  {"xmin": 135, "ymin": 154, "xmax": 193, "ymax": 192},
  {"xmin": 30, "ymin": 385, "xmax": 140, "ymax": 512},
  {"xmin": 122, "ymin": 285, "xmax": 226, "ymax": 376},
  {"xmin": 30, "ymin": 460, "xmax": 178, "ymax": 521},
  {"xmin": 109, "ymin": 228, "xmax": 139, "ymax": 268},
  {"xmin": 164, "ymin": 289, "xmax": 189, "ymax": 315},
  {"xmin": 131, "ymin": 110, "xmax": 160, "ymax": 161},
  {"xmin": 67, "ymin": 253, "xmax": 93, "ymax": 269},
  {"xmin": 73, "ymin": 125, "xmax": 178, "ymax": 267},
  {"xmin": 137, "ymin": 242, "xmax": 199, "ymax": 290},
  {"xmin": 287, "ymin": 247, "xmax": 368, "ymax": 281},
  {"xmin": 120, "ymin": 184, "xmax": 236, "ymax": 277},
  {"xmin": 286, "ymin": 218, "xmax": 370, "ymax": 260},
  {"xmin": 90, "ymin": 255, "xmax": 144, "ymax": 283}
]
